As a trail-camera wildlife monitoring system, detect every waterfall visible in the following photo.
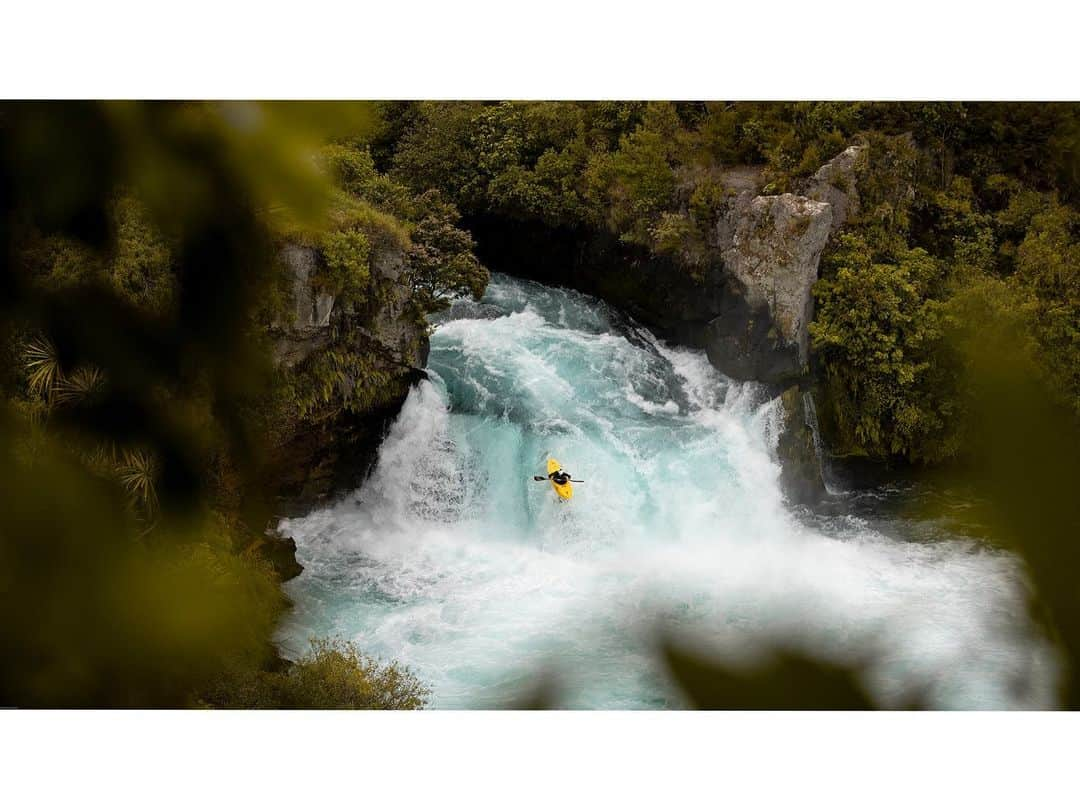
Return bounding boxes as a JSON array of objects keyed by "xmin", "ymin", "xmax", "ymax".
[{"xmin": 276, "ymin": 273, "xmax": 1055, "ymax": 709}]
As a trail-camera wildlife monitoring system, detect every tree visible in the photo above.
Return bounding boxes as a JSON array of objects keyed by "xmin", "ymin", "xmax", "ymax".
[{"xmin": 407, "ymin": 190, "xmax": 488, "ymax": 312}]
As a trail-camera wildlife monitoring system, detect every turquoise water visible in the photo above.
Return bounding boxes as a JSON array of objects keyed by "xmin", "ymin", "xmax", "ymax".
[{"xmin": 277, "ymin": 274, "xmax": 1056, "ymax": 709}]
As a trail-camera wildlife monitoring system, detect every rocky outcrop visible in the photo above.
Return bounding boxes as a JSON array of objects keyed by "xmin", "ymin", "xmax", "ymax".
[
  {"xmin": 703, "ymin": 143, "xmax": 866, "ymax": 384},
  {"xmin": 775, "ymin": 384, "xmax": 827, "ymax": 505},
  {"xmin": 273, "ymin": 245, "xmax": 336, "ymax": 369},
  {"xmin": 467, "ymin": 143, "xmax": 866, "ymax": 389},
  {"xmin": 265, "ymin": 242, "xmax": 428, "ymax": 516},
  {"xmin": 706, "ymin": 193, "xmax": 833, "ymax": 382},
  {"xmin": 250, "ymin": 531, "xmax": 304, "ymax": 581},
  {"xmin": 801, "ymin": 143, "xmax": 866, "ymax": 236}
]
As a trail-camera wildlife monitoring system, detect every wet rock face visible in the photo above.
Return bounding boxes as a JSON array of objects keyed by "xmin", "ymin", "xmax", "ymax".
[
  {"xmin": 252, "ymin": 531, "xmax": 304, "ymax": 582},
  {"xmin": 266, "ymin": 393, "xmax": 419, "ymax": 517}
]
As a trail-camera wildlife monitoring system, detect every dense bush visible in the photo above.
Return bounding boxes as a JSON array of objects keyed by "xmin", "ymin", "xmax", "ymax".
[
  {"xmin": 810, "ymin": 235, "xmax": 959, "ymax": 461},
  {"xmin": 812, "ymin": 127, "xmax": 1080, "ymax": 462}
]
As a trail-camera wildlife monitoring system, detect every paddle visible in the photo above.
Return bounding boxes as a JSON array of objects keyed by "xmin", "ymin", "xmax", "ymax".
[{"xmin": 532, "ymin": 476, "xmax": 585, "ymax": 482}]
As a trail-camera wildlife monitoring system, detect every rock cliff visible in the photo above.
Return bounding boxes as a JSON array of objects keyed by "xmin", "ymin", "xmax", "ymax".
[
  {"xmin": 265, "ymin": 242, "xmax": 429, "ymax": 516},
  {"xmin": 705, "ymin": 143, "xmax": 865, "ymax": 384},
  {"xmin": 706, "ymin": 192, "xmax": 832, "ymax": 382}
]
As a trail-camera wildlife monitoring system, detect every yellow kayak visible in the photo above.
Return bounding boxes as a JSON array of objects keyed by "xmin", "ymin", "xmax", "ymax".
[{"xmin": 547, "ymin": 458, "xmax": 573, "ymax": 501}]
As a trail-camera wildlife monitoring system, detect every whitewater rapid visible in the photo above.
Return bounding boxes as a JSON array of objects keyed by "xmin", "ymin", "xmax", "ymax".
[{"xmin": 277, "ymin": 274, "xmax": 1056, "ymax": 708}]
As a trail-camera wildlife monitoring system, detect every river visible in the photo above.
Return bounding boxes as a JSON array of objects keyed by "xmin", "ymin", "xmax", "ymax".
[{"xmin": 276, "ymin": 273, "xmax": 1056, "ymax": 708}]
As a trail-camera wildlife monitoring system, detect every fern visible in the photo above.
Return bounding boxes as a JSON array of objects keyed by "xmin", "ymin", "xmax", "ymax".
[
  {"xmin": 52, "ymin": 367, "xmax": 104, "ymax": 406},
  {"xmin": 116, "ymin": 448, "xmax": 159, "ymax": 518},
  {"xmin": 23, "ymin": 336, "xmax": 61, "ymax": 401}
]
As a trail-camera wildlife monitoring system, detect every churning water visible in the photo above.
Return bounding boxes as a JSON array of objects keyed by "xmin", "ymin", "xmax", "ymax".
[{"xmin": 277, "ymin": 274, "xmax": 1056, "ymax": 708}]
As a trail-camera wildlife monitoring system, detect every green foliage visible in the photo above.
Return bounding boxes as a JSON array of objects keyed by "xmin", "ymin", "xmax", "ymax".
[
  {"xmin": 17, "ymin": 196, "xmax": 176, "ymax": 313},
  {"xmin": 584, "ymin": 103, "xmax": 679, "ymax": 247},
  {"xmin": 385, "ymin": 101, "xmax": 871, "ymax": 262},
  {"xmin": 847, "ymin": 131, "xmax": 919, "ymax": 256},
  {"xmin": 1012, "ymin": 199, "xmax": 1080, "ymax": 416},
  {"xmin": 18, "ymin": 333, "xmax": 166, "ymax": 523},
  {"xmin": 317, "ymin": 228, "xmax": 372, "ymax": 304},
  {"xmin": 917, "ymin": 177, "xmax": 997, "ymax": 272},
  {"xmin": 319, "ymin": 143, "xmax": 413, "ymax": 217},
  {"xmin": 812, "ymin": 120, "xmax": 1080, "ymax": 462},
  {"xmin": 284, "ymin": 347, "xmax": 405, "ymax": 420},
  {"xmin": 391, "ymin": 102, "xmax": 487, "ymax": 212},
  {"xmin": 811, "ymin": 235, "xmax": 959, "ymax": 461},
  {"xmin": 204, "ymin": 638, "xmax": 430, "ymax": 709},
  {"xmin": 110, "ymin": 196, "xmax": 176, "ymax": 314},
  {"xmin": 318, "ymin": 143, "xmax": 489, "ymax": 313},
  {"xmin": 486, "ymin": 144, "xmax": 589, "ymax": 226},
  {"xmin": 22, "ymin": 335, "xmax": 62, "ymax": 401},
  {"xmin": 649, "ymin": 211, "xmax": 695, "ymax": 254},
  {"xmin": 114, "ymin": 447, "xmax": 159, "ymax": 519},
  {"xmin": 406, "ymin": 190, "xmax": 489, "ymax": 311},
  {"xmin": 0, "ymin": 422, "xmax": 287, "ymax": 706}
]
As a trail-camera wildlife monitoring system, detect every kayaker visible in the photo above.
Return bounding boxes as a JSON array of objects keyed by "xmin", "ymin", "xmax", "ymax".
[{"xmin": 549, "ymin": 469, "xmax": 571, "ymax": 486}]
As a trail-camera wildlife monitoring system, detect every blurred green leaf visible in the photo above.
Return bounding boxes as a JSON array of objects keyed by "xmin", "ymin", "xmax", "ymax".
[{"xmin": 662, "ymin": 641, "xmax": 877, "ymax": 710}]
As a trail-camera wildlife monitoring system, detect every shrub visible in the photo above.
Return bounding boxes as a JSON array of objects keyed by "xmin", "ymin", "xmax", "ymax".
[
  {"xmin": 317, "ymin": 228, "xmax": 372, "ymax": 304},
  {"xmin": 205, "ymin": 638, "xmax": 430, "ymax": 709},
  {"xmin": 406, "ymin": 190, "xmax": 489, "ymax": 312}
]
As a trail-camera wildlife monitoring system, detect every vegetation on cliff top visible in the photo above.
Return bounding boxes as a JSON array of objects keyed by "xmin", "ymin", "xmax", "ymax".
[
  {"xmin": 375, "ymin": 101, "xmax": 1080, "ymax": 466},
  {"xmin": 271, "ymin": 143, "xmax": 487, "ymax": 423}
]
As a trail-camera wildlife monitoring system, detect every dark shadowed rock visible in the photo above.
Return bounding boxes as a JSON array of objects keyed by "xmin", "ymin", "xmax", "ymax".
[
  {"xmin": 252, "ymin": 531, "xmax": 304, "ymax": 581},
  {"xmin": 776, "ymin": 384, "xmax": 826, "ymax": 505}
]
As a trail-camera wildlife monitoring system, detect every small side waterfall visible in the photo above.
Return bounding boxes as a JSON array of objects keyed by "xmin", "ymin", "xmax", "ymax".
[{"xmin": 800, "ymin": 388, "xmax": 833, "ymax": 493}]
